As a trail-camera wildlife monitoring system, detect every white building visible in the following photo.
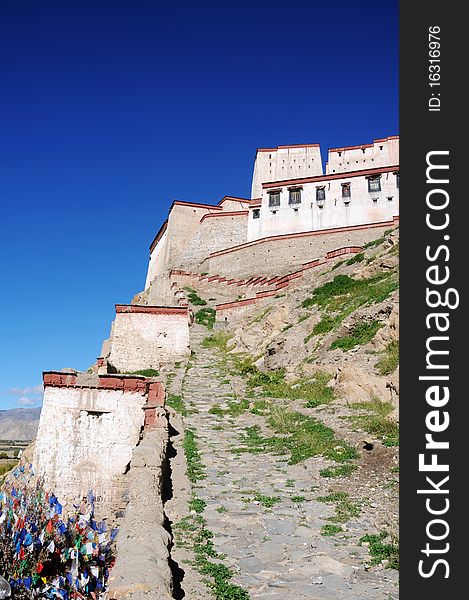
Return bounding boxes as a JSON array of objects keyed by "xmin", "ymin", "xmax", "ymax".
[
  {"xmin": 144, "ymin": 136, "xmax": 399, "ymax": 287},
  {"xmin": 247, "ymin": 136, "xmax": 398, "ymax": 241}
]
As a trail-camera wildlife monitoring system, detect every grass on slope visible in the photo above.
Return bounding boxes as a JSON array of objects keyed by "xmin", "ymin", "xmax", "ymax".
[
  {"xmin": 302, "ymin": 273, "xmax": 398, "ymax": 338},
  {"xmin": 347, "ymin": 398, "xmax": 399, "ymax": 447},
  {"xmin": 235, "ymin": 405, "xmax": 358, "ymax": 465}
]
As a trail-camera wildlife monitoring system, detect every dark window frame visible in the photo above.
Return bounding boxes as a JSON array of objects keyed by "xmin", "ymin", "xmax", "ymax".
[
  {"xmin": 268, "ymin": 191, "xmax": 281, "ymax": 207},
  {"xmin": 316, "ymin": 187, "xmax": 326, "ymax": 202},
  {"xmin": 288, "ymin": 188, "xmax": 302, "ymax": 205},
  {"xmin": 341, "ymin": 183, "xmax": 351, "ymax": 198},
  {"xmin": 252, "ymin": 209, "xmax": 260, "ymax": 219},
  {"xmin": 368, "ymin": 176, "xmax": 381, "ymax": 193}
]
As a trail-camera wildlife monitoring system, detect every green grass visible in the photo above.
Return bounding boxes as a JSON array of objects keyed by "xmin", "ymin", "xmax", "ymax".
[
  {"xmin": 348, "ymin": 398, "xmax": 399, "ymax": 446},
  {"xmin": 291, "ymin": 495, "xmax": 306, "ymax": 503},
  {"xmin": 227, "ymin": 398, "xmax": 250, "ymax": 417},
  {"xmin": 183, "ymin": 429, "xmax": 205, "ymax": 483},
  {"xmin": 127, "ymin": 368, "xmax": 160, "ymax": 377},
  {"xmin": 245, "ymin": 367, "xmax": 335, "ymax": 408},
  {"xmin": 317, "ymin": 491, "xmax": 361, "ymax": 523},
  {"xmin": 321, "ymin": 524, "xmax": 343, "ymax": 536},
  {"xmin": 253, "ymin": 492, "xmax": 280, "ymax": 508},
  {"xmin": 302, "ymin": 272, "xmax": 398, "ymax": 343},
  {"xmin": 202, "ymin": 332, "xmax": 233, "ymax": 350},
  {"xmin": 319, "ymin": 464, "xmax": 357, "ymax": 478},
  {"xmin": 330, "ymin": 320, "xmax": 383, "ymax": 351},
  {"xmin": 184, "ymin": 287, "xmax": 208, "ymax": 306},
  {"xmin": 250, "ymin": 399, "xmax": 269, "ymax": 415},
  {"xmin": 189, "ymin": 497, "xmax": 207, "ymax": 513},
  {"xmin": 166, "ymin": 393, "xmax": 188, "ymax": 416},
  {"xmin": 360, "ymin": 532, "xmax": 399, "ymax": 569},
  {"xmin": 331, "ymin": 259, "xmax": 346, "ymax": 271},
  {"xmin": 208, "ymin": 405, "xmax": 225, "ymax": 416},
  {"xmin": 195, "ymin": 307, "xmax": 216, "ymax": 329},
  {"xmin": 0, "ymin": 461, "xmax": 17, "ymax": 476},
  {"xmin": 346, "ymin": 252, "xmax": 365, "ymax": 265},
  {"xmin": 363, "ymin": 236, "xmax": 385, "ymax": 249},
  {"xmin": 376, "ymin": 340, "xmax": 399, "ymax": 374},
  {"xmin": 235, "ymin": 405, "xmax": 357, "ymax": 465},
  {"xmin": 285, "ymin": 479, "xmax": 295, "ymax": 488}
]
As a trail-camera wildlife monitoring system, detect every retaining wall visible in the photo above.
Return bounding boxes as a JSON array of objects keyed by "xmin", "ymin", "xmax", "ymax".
[{"xmin": 204, "ymin": 219, "xmax": 397, "ymax": 279}]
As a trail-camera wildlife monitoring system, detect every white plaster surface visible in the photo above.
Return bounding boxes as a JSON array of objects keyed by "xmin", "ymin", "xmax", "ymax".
[
  {"xmin": 108, "ymin": 312, "xmax": 190, "ymax": 372},
  {"xmin": 33, "ymin": 386, "xmax": 146, "ymax": 507}
]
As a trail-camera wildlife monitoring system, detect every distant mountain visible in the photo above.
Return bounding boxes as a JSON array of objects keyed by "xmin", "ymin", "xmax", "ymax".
[{"xmin": 0, "ymin": 407, "xmax": 41, "ymax": 440}]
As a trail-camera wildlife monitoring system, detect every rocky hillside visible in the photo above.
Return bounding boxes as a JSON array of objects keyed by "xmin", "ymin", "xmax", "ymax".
[
  {"xmin": 160, "ymin": 227, "xmax": 399, "ymax": 599},
  {"xmin": 0, "ymin": 407, "xmax": 41, "ymax": 440}
]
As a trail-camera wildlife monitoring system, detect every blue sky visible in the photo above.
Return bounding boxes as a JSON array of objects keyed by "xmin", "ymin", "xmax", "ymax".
[{"xmin": 0, "ymin": 0, "xmax": 398, "ymax": 409}]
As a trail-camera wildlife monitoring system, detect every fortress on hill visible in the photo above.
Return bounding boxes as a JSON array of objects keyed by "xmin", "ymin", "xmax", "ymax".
[
  {"xmin": 26, "ymin": 136, "xmax": 399, "ymax": 596},
  {"xmin": 143, "ymin": 136, "xmax": 399, "ymax": 299}
]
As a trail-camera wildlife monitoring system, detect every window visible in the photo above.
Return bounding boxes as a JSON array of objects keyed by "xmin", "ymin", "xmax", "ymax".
[
  {"xmin": 395, "ymin": 172, "xmax": 399, "ymax": 188},
  {"xmin": 368, "ymin": 176, "xmax": 381, "ymax": 193},
  {"xmin": 288, "ymin": 188, "xmax": 302, "ymax": 204},
  {"xmin": 252, "ymin": 209, "xmax": 260, "ymax": 219},
  {"xmin": 316, "ymin": 187, "xmax": 326, "ymax": 202},
  {"xmin": 268, "ymin": 191, "xmax": 281, "ymax": 207},
  {"xmin": 341, "ymin": 183, "xmax": 351, "ymax": 198}
]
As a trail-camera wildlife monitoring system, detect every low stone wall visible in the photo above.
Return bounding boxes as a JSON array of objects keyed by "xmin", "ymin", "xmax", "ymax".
[
  {"xmin": 204, "ymin": 219, "xmax": 397, "ymax": 279},
  {"xmin": 108, "ymin": 305, "xmax": 190, "ymax": 372},
  {"xmin": 33, "ymin": 373, "xmax": 164, "ymax": 514},
  {"xmin": 108, "ymin": 421, "xmax": 173, "ymax": 600}
]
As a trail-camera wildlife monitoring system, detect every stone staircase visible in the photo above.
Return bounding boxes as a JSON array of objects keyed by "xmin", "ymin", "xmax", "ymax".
[{"xmin": 172, "ymin": 325, "xmax": 399, "ymax": 599}]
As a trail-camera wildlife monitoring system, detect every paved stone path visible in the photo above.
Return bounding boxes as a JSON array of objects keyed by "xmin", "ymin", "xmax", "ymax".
[{"xmin": 179, "ymin": 326, "xmax": 398, "ymax": 599}]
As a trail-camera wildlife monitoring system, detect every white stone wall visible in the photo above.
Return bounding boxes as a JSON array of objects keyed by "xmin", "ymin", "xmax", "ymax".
[
  {"xmin": 248, "ymin": 169, "xmax": 399, "ymax": 241},
  {"xmin": 108, "ymin": 311, "xmax": 190, "ymax": 372},
  {"xmin": 33, "ymin": 386, "xmax": 146, "ymax": 508},
  {"xmin": 326, "ymin": 137, "xmax": 399, "ymax": 174},
  {"xmin": 145, "ymin": 230, "xmax": 168, "ymax": 289},
  {"xmin": 251, "ymin": 145, "xmax": 323, "ymax": 199}
]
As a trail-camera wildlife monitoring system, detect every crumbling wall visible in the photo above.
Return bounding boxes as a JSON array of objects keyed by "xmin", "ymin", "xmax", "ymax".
[
  {"xmin": 108, "ymin": 305, "xmax": 190, "ymax": 372},
  {"xmin": 33, "ymin": 373, "xmax": 164, "ymax": 514}
]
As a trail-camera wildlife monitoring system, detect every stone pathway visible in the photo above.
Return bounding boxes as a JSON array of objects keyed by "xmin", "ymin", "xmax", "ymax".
[{"xmin": 178, "ymin": 326, "xmax": 398, "ymax": 599}]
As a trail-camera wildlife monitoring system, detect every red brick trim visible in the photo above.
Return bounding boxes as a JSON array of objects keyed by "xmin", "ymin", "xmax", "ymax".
[
  {"xmin": 301, "ymin": 259, "xmax": 321, "ymax": 270},
  {"xmin": 171, "ymin": 200, "xmax": 223, "ymax": 211},
  {"xmin": 147, "ymin": 381, "xmax": 165, "ymax": 407},
  {"xmin": 257, "ymin": 144, "xmax": 320, "ymax": 152},
  {"xmin": 326, "ymin": 246, "xmax": 363, "ymax": 259},
  {"xmin": 262, "ymin": 165, "xmax": 399, "ymax": 189},
  {"xmin": 217, "ymin": 196, "xmax": 251, "ymax": 206},
  {"xmin": 43, "ymin": 372, "xmax": 166, "ymax": 410},
  {"xmin": 216, "ymin": 297, "xmax": 257, "ymax": 311},
  {"xmin": 209, "ymin": 219, "xmax": 397, "ymax": 259},
  {"xmin": 115, "ymin": 304, "xmax": 188, "ymax": 316},
  {"xmin": 329, "ymin": 143, "xmax": 373, "ymax": 153},
  {"xmin": 256, "ymin": 290, "xmax": 278, "ymax": 299},
  {"xmin": 200, "ymin": 210, "xmax": 248, "ymax": 223},
  {"xmin": 329, "ymin": 136, "xmax": 399, "ymax": 153},
  {"xmin": 43, "ymin": 372, "xmax": 78, "ymax": 387}
]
